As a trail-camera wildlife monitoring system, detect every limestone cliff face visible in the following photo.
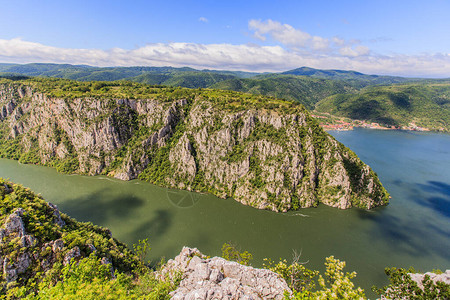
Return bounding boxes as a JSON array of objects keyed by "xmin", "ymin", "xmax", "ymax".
[{"xmin": 0, "ymin": 82, "xmax": 389, "ymax": 211}]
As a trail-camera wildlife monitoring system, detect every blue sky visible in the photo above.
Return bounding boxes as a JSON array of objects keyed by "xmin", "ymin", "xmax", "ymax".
[{"xmin": 0, "ymin": 0, "xmax": 449, "ymax": 77}]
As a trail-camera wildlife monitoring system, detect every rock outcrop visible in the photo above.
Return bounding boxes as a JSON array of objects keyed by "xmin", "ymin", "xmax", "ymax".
[
  {"xmin": 0, "ymin": 179, "xmax": 139, "ymax": 293},
  {"xmin": 0, "ymin": 80, "xmax": 390, "ymax": 211},
  {"xmin": 409, "ymin": 270, "xmax": 450, "ymax": 290},
  {"xmin": 161, "ymin": 247, "xmax": 291, "ymax": 300}
]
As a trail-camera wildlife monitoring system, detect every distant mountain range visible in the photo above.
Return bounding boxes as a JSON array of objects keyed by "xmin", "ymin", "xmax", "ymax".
[
  {"xmin": 0, "ymin": 63, "xmax": 427, "ymax": 86},
  {"xmin": 1, "ymin": 63, "xmax": 448, "ymax": 130},
  {"xmin": 281, "ymin": 67, "xmax": 423, "ymax": 87},
  {"xmin": 0, "ymin": 63, "xmax": 260, "ymax": 86}
]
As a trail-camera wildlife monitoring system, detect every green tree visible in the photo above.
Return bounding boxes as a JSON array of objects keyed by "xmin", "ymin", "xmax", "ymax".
[
  {"xmin": 221, "ymin": 242, "xmax": 253, "ymax": 266},
  {"xmin": 373, "ymin": 267, "xmax": 450, "ymax": 299},
  {"xmin": 263, "ymin": 250, "xmax": 318, "ymax": 295},
  {"xmin": 313, "ymin": 256, "xmax": 365, "ymax": 299}
]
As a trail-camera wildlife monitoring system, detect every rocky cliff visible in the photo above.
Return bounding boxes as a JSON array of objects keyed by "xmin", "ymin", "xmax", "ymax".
[{"xmin": 0, "ymin": 78, "xmax": 389, "ymax": 211}]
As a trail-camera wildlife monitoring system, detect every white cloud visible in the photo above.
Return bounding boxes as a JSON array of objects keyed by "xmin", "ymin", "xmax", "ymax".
[
  {"xmin": 0, "ymin": 38, "xmax": 449, "ymax": 77},
  {"xmin": 332, "ymin": 37, "xmax": 345, "ymax": 47},
  {"xmin": 248, "ymin": 19, "xmax": 373, "ymax": 56},
  {"xmin": 198, "ymin": 17, "xmax": 208, "ymax": 23},
  {"xmin": 311, "ymin": 36, "xmax": 329, "ymax": 50},
  {"xmin": 249, "ymin": 19, "xmax": 314, "ymax": 48},
  {"xmin": 339, "ymin": 45, "xmax": 370, "ymax": 57}
]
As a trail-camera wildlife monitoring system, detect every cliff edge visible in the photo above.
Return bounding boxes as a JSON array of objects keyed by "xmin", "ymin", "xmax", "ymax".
[{"xmin": 0, "ymin": 78, "xmax": 389, "ymax": 211}]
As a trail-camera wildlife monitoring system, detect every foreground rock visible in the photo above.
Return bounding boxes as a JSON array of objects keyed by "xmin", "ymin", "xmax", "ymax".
[
  {"xmin": 161, "ymin": 247, "xmax": 291, "ymax": 300},
  {"xmin": 409, "ymin": 270, "xmax": 450, "ymax": 290}
]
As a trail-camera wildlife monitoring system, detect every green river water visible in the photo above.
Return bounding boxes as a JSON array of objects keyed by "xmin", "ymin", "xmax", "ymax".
[{"xmin": 0, "ymin": 128, "xmax": 449, "ymax": 297}]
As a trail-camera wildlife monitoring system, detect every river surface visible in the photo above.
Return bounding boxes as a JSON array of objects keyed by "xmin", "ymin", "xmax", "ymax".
[{"xmin": 0, "ymin": 128, "xmax": 449, "ymax": 297}]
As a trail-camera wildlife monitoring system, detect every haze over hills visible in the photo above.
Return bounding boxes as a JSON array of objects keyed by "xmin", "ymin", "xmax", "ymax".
[
  {"xmin": 1, "ymin": 63, "xmax": 449, "ymax": 131},
  {"xmin": 2, "ymin": 63, "xmax": 446, "ymax": 90},
  {"xmin": 0, "ymin": 63, "xmax": 434, "ymax": 87},
  {"xmin": 281, "ymin": 67, "xmax": 423, "ymax": 87},
  {"xmin": 0, "ymin": 63, "xmax": 261, "ymax": 84}
]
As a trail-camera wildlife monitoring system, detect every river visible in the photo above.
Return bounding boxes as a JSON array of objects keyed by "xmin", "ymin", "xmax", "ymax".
[{"xmin": 0, "ymin": 128, "xmax": 449, "ymax": 297}]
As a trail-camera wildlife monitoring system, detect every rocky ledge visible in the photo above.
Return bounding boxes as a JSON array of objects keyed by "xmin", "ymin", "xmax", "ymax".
[{"xmin": 160, "ymin": 247, "xmax": 291, "ymax": 300}]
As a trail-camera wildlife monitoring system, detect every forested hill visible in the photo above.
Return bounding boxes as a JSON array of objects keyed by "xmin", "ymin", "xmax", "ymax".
[
  {"xmin": 282, "ymin": 66, "xmax": 422, "ymax": 87},
  {"xmin": 0, "ymin": 77, "xmax": 389, "ymax": 211},
  {"xmin": 0, "ymin": 63, "xmax": 259, "ymax": 87},
  {"xmin": 208, "ymin": 74, "xmax": 356, "ymax": 109},
  {"xmin": 315, "ymin": 82, "xmax": 450, "ymax": 131}
]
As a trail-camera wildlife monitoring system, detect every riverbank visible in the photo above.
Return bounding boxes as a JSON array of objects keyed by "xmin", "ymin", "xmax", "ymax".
[{"xmin": 312, "ymin": 112, "xmax": 435, "ymax": 132}]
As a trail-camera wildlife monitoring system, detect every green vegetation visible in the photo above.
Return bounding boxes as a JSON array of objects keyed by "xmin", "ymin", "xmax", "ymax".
[
  {"xmin": 263, "ymin": 254, "xmax": 319, "ymax": 295},
  {"xmin": 373, "ymin": 267, "xmax": 450, "ymax": 299},
  {"xmin": 210, "ymin": 74, "xmax": 355, "ymax": 109},
  {"xmin": 0, "ymin": 63, "xmax": 258, "ymax": 88},
  {"xmin": 282, "ymin": 66, "xmax": 420, "ymax": 88},
  {"xmin": 0, "ymin": 179, "xmax": 181, "ymax": 299},
  {"xmin": 22, "ymin": 255, "xmax": 181, "ymax": 300},
  {"xmin": 0, "ymin": 77, "xmax": 295, "ymax": 112},
  {"xmin": 221, "ymin": 242, "xmax": 253, "ymax": 266},
  {"xmin": 224, "ymin": 243, "xmax": 366, "ymax": 299},
  {"xmin": 315, "ymin": 82, "xmax": 450, "ymax": 131}
]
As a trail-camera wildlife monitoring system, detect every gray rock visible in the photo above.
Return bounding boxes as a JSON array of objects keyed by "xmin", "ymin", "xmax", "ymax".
[
  {"xmin": 47, "ymin": 202, "xmax": 66, "ymax": 227},
  {"xmin": 162, "ymin": 247, "xmax": 291, "ymax": 300},
  {"xmin": 20, "ymin": 235, "xmax": 36, "ymax": 248},
  {"xmin": 4, "ymin": 209, "xmax": 27, "ymax": 237},
  {"xmin": 409, "ymin": 270, "xmax": 450, "ymax": 290},
  {"xmin": 0, "ymin": 228, "xmax": 6, "ymax": 242},
  {"xmin": 3, "ymin": 257, "xmax": 17, "ymax": 283},
  {"xmin": 86, "ymin": 243, "xmax": 96, "ymax": 253},
  {"xmin": 101, "ymin": 257, "xmax": 112, "ymax": 265},
  {"xmin": 1, "ymin": 253, "xmax": 31, "ymax": 283},
  {"xmin": 100, "ymin": 257, "xmax": 115, "ymax": 278},
  {"xmin": 15, "ymin": 253, "xmax": 31, "ymax": 274},
  {"xmin": 52, "ymin": 239, "xmax": 64, "ymax": 253},
  {"xmin": 63, "ymin": 247, "xmax": 81, "ymax": 266}
]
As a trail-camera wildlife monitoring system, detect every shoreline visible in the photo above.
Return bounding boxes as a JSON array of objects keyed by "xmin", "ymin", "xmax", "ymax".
[{"xmin": 311, "ymin": 113, "xmax": 446, "ymax": 133}]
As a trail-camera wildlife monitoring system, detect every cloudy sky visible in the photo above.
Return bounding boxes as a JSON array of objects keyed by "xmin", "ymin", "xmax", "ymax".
[{"xmin": 0, "ymin": 0, "xmax": 449, "ymax": 77}]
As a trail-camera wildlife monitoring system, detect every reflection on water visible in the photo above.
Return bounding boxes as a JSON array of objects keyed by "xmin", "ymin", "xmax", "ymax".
[{"xmin": 0, "ymin": 128, "xmax": 449, "ymax": 297}]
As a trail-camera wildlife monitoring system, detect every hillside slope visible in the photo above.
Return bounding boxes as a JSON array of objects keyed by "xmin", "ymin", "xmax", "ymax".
[
  {"xmin": 0, "ymin": 178, "xmax": 142, "ymax": 296},
  {"xmin": 282, "ymin": 66, "xmax": 419, "ymax": 87},
  {"xmin": 0, "ymin": 78, "xmax": 389, "ymax": 211},
  {"xmin": 315, "ymin": 82, "xmax": 450, "ymax": 131},
  {"xmin": 210, "ymin": 75, "xmax": 356, "ymax": 109}
]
